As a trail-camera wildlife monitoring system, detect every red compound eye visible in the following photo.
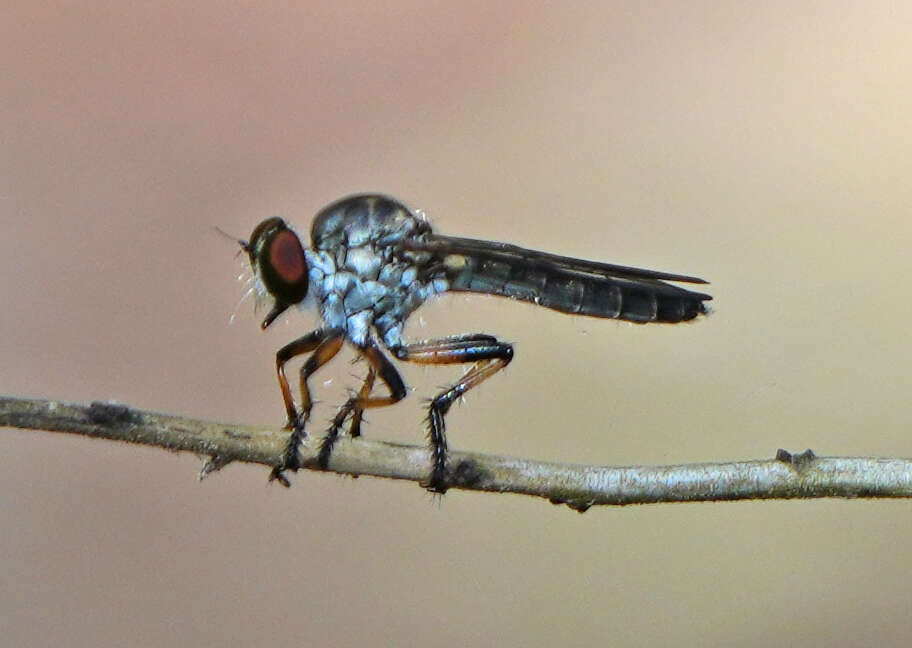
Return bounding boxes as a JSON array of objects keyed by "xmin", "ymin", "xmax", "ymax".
[
  {"xmin": 246, "ymin": 217, "xmax": 309, "ymax": 329},
  {"xmin": 269, "ymin": 229, "xmax": 306, "ymax": 284}
]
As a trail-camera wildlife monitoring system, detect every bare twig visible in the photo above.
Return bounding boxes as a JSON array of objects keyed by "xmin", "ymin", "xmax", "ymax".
[{"xmin": 2, "ymin": 394, "xmax": 912, "ymax": 511}]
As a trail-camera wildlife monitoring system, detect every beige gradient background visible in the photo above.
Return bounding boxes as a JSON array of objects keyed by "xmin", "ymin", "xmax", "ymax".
[{"xmin": 3, "ymin": 2, "xmax": 912, "ymax": 646}]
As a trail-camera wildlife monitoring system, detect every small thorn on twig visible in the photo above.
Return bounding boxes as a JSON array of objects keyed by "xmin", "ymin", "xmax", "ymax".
[
  {"xmin": 548, "ymin": 497, "xmax": 592, "ymax": 513},
  {"xmin": 268, "ymin": 468, "xmax": 292, "ymax": 488},
  {"xmin": 776, "ymin": 448, "xmax": 817, "ymax": 469},
  {"xmin": 199, "ymin": 454, "xmax": 232, "ymax": 480}
]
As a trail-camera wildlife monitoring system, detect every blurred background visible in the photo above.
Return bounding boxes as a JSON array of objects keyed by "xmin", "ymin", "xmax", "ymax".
[{"xmin": 2, "ymin": 2, "xmax": 911, "ymax": 645}]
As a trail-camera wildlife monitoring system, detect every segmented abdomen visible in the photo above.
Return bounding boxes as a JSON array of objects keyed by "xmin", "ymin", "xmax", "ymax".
[{"xmin": 445, "ymin": 255, "xmax": 708, "ymax": 323}]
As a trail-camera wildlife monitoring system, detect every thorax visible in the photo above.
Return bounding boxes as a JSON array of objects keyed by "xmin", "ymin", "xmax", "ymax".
[{"xmin": 304, "ymin": 194, "xmax": 443, "ymax": 347}]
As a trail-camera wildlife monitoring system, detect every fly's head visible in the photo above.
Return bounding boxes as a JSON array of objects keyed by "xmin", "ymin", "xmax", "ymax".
[{"xmin": 241, "ymin": 217, "xmax": 309, "ymax": 329}]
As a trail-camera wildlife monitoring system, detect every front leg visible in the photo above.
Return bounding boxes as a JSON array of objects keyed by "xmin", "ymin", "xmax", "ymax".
[
  {"xmin": 391, "ymin": 334, "xmax": 513, "ymax": 493},
  {"xmin": 270, "ymin": 328, "xmax": 344, "ymax": 484}
]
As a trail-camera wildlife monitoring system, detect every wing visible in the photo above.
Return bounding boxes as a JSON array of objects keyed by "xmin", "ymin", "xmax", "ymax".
[{"xmin": 398, "ymin": 235, "xmax": 712, "ymax": 323}]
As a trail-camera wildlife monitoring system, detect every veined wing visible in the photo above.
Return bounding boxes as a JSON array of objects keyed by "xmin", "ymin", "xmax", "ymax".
[{"xmin": 398, "ymin": 235, "xmax": 712, "ymax": 323}]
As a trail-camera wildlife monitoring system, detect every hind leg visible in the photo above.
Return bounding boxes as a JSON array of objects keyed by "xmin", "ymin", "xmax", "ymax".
[{"xmin": 391, "ymin": 334, "xmax": 513, "ymax": 493}]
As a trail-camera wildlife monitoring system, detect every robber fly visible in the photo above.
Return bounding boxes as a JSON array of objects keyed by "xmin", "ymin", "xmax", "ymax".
[{"xmin": 240, "ymin": 194, "xmax": 711, "ymax": 492}]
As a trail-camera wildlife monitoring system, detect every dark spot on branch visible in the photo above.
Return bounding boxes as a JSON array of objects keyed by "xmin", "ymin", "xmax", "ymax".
[
  {"xmin": 88, "ymin": 402, "xmax": 137, "ymax": 426},
  {"xmin": 449, "ymin": 458, "xmax": 488, "ymax": 487},
  {"xmin": 222, "ymin": 428, "xmax": 252, "ymax": 440}
]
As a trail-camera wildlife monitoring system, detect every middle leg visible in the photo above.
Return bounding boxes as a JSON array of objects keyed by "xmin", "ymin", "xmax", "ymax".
[
  {"xmin": 316, "ymin": 341, "xmax": 408, "ymax": 469},
  {"xmin": 317, "ymin": 365, "xmax": 377, "ymax": 469}
]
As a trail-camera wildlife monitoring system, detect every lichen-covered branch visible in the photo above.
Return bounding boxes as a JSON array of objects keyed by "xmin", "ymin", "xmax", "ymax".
[{"xmin": 3, "ymin": 394, "xmax": 912, "ymax": 512}]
